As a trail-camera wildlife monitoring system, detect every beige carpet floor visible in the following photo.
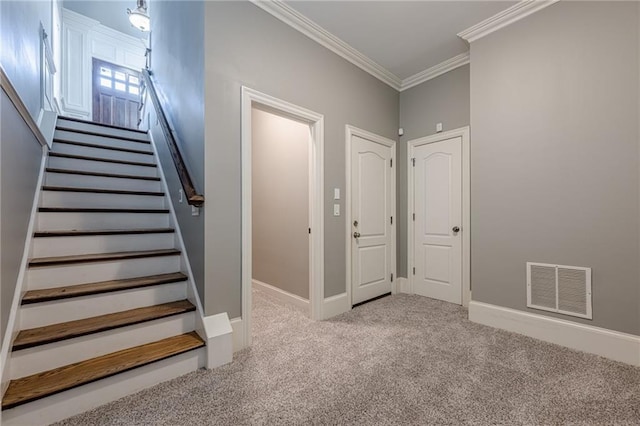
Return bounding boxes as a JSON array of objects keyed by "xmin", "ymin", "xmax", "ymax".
[{"xmin": 57, "ymin": 290, "xmax": 640, "ymax": 425}]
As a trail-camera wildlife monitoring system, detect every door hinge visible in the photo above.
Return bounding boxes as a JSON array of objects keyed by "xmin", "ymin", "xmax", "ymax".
[
  {"xmin": 411, "ymin": 158, "xmax": 415, "ymax": 167},
  {"xmin": 412, "ymin": 213, "xmax": 415, "ymax": 221},
  {"xmin": 390, "ymin": 158, "xmax": 393, "ymax": 167},
  {"xmin": 413, "ymin": 267, "xmax": 416, "ymax": 275},
  {"xmin": 308, "ymin": 228, "xmax": 311, "ymax": 234},
  {"xmin": 391, "ymin": 273, "xmax": 394, "ymax": 282},
  {"xmin": 390, "ymin": 216, "xmax": 393, "ymax": 225}
]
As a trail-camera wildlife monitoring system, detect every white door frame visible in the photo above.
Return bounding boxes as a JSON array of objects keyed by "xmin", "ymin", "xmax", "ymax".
[
  {"xmin": 241, "ymin": 87, "xmax": 325, "ymax": 349},
  {"xmin": 345, "ymin": 125, "xmax": 397, "ymax": 306},
  {"xmin": 407, "ymin": 127, "xmax": 471, "ymax": 307}
]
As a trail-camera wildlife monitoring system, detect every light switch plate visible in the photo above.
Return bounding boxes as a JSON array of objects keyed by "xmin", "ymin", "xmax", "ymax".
[
  {"xmin": 333, "ymin": 204, "xmax": 340, "ymax": 216},
  {"xmin": 334, "ymin": 188, "xmax": 340, "ymax": 200}
]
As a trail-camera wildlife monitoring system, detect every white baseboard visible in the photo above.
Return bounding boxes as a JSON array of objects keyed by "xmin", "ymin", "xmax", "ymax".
[
  {"xmin": 230, "ymin": 317, "xmax": 244, "ymax": 353},
  {"xmin": 201, "ymin": 313, "xmax": 233, "ymax": 368},
  {"xmin": 252, "ymin": 279, "xmax": 310, "ymax": 314},
  {"xmin": 469, "ymin": 301, "xmax": 640, "ymax": 367},
  {"xmin": 397, "ymin": 277, "xmax": 411, "ymax": 294},
  {"xmin": 1, "ymin": 147, "xmax": 47, "ymax": 398},
  {"xmin": 322, "ymin": 292, "xmax": 351, "ymax": 320}
]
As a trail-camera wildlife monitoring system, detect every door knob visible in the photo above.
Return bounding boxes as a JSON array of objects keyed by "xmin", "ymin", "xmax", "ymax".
[
  {"xmin": 353, "ymin": 231, "xmax": 361, "ymax": 238},
  {"xmin": 452, "ymin": 226, "xmax": 460, "ymax": 233}
]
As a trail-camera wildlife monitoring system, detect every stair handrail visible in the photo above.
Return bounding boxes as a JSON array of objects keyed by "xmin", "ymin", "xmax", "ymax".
[{"xmin": 141, "ymin": 69, "xmax": 204, "ymax": 207}]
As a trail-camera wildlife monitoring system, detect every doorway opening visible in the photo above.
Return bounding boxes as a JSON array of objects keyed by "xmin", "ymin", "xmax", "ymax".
[{"xmin": 241, "ymin": 87, "xmax": 324, "ymax": 350}]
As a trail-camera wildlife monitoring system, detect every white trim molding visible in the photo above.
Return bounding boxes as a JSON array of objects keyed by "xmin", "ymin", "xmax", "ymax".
[
  {"xmin": 252, "ymin": 279, "xmax": 310, "ymax": 315},
  {"xmin": 397, "ymin": 277, "xmax": 410, "ymax": 295},
  {"xmin": 400, "ymin": 52, "xmax": 470, "ymax": 92},
  {"xmin": 241, "ymin": 87, "xmax": 325, "ymax": 351},
  {"xmin": 322, "ymin": 293, "xmax": 350, "ymax": 320},
  {"xmin": 458, "ymin": 0, "xmax": 560, "ymax": 43},
  {"xmin": 469, "ymin": 301, "xmax": 640, "ymax": 367},
  {"xmin": 202, "ymin": 313, "xmax": 233, "ymax": 368},
  {"xmin": 407, "ymin": 127, "xmax": 471, "ymax": 307},
  {"xmin": 345, "ymin": 125, "xmax": 397, "ymax": 308},
  {"xmin": 230, "ymin": 318, "xmax": 244, "ymax": 353},
  {"xmin": 250, "ymin": 0, "xmax": 402, "ymax": 91},
  {"xmin": 0, "ymin": 67, "xmax": 48, "ymax": 147}
]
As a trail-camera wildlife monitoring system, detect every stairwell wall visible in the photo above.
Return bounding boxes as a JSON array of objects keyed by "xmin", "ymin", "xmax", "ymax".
[
  {"xmin": 148, "ymin": 0, "xmax": 205, "ymax": 302},
  {"xmin": 0, "ymin": 91, "xmax": 44, "ymax": 343}
]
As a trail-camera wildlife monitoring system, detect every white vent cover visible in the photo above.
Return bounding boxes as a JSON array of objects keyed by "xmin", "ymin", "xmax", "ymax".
[{"xmin": 527, "ymin": 262, "xmax": 592, "ymax": 319}]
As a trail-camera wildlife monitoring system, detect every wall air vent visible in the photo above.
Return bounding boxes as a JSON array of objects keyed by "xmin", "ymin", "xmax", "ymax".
[{"xmin": 527, "ymin": 262, "xmax": 592, "ymax": 319}]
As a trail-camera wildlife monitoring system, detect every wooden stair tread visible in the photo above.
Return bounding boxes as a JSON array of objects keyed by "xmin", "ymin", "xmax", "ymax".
[
  {"xmin": 53, "ymin": 139, "xmax": 154, "ymax": 155},
  {"xmin": 42, "ymin": 186, "xmax": 165, "ymax": 197},
  {"xmin": 45, "ymin": 168, "xmax": 161, "ymax": 181},
  {"xmin": 22, "ymin": 272, "xmax": 188, "ymax": 304},
  {"xmin": 38, "ymin": 207, "xmax": 169, "ymax": 213},
  {"xmin": 12, "ymin": 300, "xmax": 195, "ymax": 351},
  {"xmin": 49, "ymin": 152, "xmax": 157, "ymax": 168},
  {"xmin": 57, "ymin": 116, "xmax": 149, "ymax": 134},
  {"xmin": 2, "ymin": 331, "xmax": 204, "ymax": 409},
  {"xmin": 29, "ymin": 248, "xmax": 180, "ymax": 267},
  {"xmin": 34, "ymin": 228, "xmax": 175, "ymax": 238}
]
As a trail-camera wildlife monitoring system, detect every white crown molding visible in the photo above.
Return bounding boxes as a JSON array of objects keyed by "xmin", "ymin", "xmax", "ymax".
[
  {"xmin": 458, "ymin": 0, "xmax": 560, "ymax": 43},
  {"xmin": 250, "ymin": 0, "xmax": 402, "ymax": 91},
  {"xmin": 400, "ymin": 52, "xmax": 470, "ymax": 92}
]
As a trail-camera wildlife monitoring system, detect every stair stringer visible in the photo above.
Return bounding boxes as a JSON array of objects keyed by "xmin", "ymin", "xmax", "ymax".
[
  {"xmin": 147, "ymin": 129, "xmax": 233, "ymax": 369},
  {"xmin": 0, "ymin": 145, "xmax": 48, "ymax": 404}
]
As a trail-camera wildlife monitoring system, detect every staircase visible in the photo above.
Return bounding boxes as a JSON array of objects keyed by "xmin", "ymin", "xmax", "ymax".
[{"xmin": 1, "ymin": 117, "xmax": 206, "ymax": 425}]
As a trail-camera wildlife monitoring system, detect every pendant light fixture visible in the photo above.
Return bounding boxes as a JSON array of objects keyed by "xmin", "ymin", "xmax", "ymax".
[{"xmin": 127, "ymin": 0, "xmax": 150, "ymax": 32}]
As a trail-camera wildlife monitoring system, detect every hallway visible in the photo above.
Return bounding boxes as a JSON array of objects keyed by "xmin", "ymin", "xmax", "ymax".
[{"xmin": 57, "ymin": 291, "xmax": 640, "ymax": 425}]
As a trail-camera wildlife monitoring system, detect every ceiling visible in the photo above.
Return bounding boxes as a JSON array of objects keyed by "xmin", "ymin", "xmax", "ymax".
[
  {"xmin": 64, "ymin": 0, "xmax": 147, "ymax": 39},
  {"xmin": 286, "ymin": 1, "xmax": 516, "ymax": 80}
]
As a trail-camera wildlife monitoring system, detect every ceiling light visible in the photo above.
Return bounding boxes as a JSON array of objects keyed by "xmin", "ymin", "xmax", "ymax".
[{"xmin": 128, "ymin": 0, "xmax": 150, "ymax": 32}]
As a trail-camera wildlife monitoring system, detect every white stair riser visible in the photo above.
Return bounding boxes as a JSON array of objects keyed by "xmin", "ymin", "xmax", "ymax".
[
  {"xmin": 2, "ymin": 348, "xmax": 205, "ymax": 426},
  {"xmin": 31, "ymin": 232, "xmax": 176, "ymax": 257},
  {"xmin": 44, "ymin": 172, "xmax": 162, "ymax": 192},
  {"xmin": 37, "ymin": 211, "xmax": 170, "ymax": 231},
  {"xmin": 40, "ymin": 190, "xmax": 167, "ymax": 210},
  {"xmin": 53, "ymin": 142, "xmax": 156, "ymax": 165},
  {"xmin": 56, "ymin": 119, "xmax": 150, "ymax": 142},
  {"xmin": 54, "ymin": 129, "xmax": 152, "ymax": 152},
  {"xmin": 20, "ymin": 281, "xmax": 187, "ymax": 329},
  {"xmin": 47, "ymin": 156, "xmax": 158, "ymax": 177},
  {"xmin": 11, "ymin": 313, "xmax": 195, "ymax": 378},
  {"xmin": 27, "ymin": 255, "xmax": 181, "ymax": 289}
]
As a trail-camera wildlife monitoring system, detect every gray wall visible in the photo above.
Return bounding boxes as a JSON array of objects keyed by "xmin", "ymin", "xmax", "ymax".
[
  {"xmin": 1, "ymin": 90, "xmax": 45, "ymax": 342},
  {"xmin": 0, "ymin": 0, "xmax": 53, "ymax": 120},
  {"xmin": 149, "ymin": 0, "xmax": 205, "ymax": 302},
  {"xmin": 470, "ymin": 1, "xmax": 639, "ymax": 335},
  {"xmin": 398, "ymin": 65, "xmax": 470, "ymax": 277},
  {"xmin": 204, "ymin": 1, "xmax": 399, "ymax": 318},
  {"xmin": 252, "ymin": 107, "xmax": 310, "ymax": 299}
]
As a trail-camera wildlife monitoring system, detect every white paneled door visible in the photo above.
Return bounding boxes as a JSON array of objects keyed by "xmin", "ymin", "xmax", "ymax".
[
  {"xmin": 412, "ymin": 137, "xmax": 462, "ymax": 304},
  {"xmin": 350, "ymin": 134, "xmax": 394, "ymax": 305}
]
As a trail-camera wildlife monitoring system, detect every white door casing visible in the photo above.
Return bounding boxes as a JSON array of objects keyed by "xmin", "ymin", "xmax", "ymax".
[
  {"xmin": 346, "ymin": 126, "xmax": 396, "ymax": 306},
  {"xmin": 241, "ymin": 87, "xmax": 325, "ymax": 350},
  {"xmin": 408, "ymin": 127, "xmax": 470, "ymax": 306}
]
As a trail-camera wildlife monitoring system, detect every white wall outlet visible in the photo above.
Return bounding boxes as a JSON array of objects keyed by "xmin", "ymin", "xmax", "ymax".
[
  {"xmin": 178, "ymin": 189, "xmax": 183, "ymax": 203},
  {"xmin": 333, "ymin": 204, "xmax": 340, "ymax": 216},
  {"xmin": 398, "ymin": 127, "xmax": 404, "ymax": 136},
  {"xmin": 192, "ymin": 205, "xmax": 200, "ymax": 216},
  {"xmin": 436, "ymin": 123, "xmax": 443, "ymax": 133},
  {"xmin": 334, "ymin": 188, "xmax": 340, "ymax": 200}
]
